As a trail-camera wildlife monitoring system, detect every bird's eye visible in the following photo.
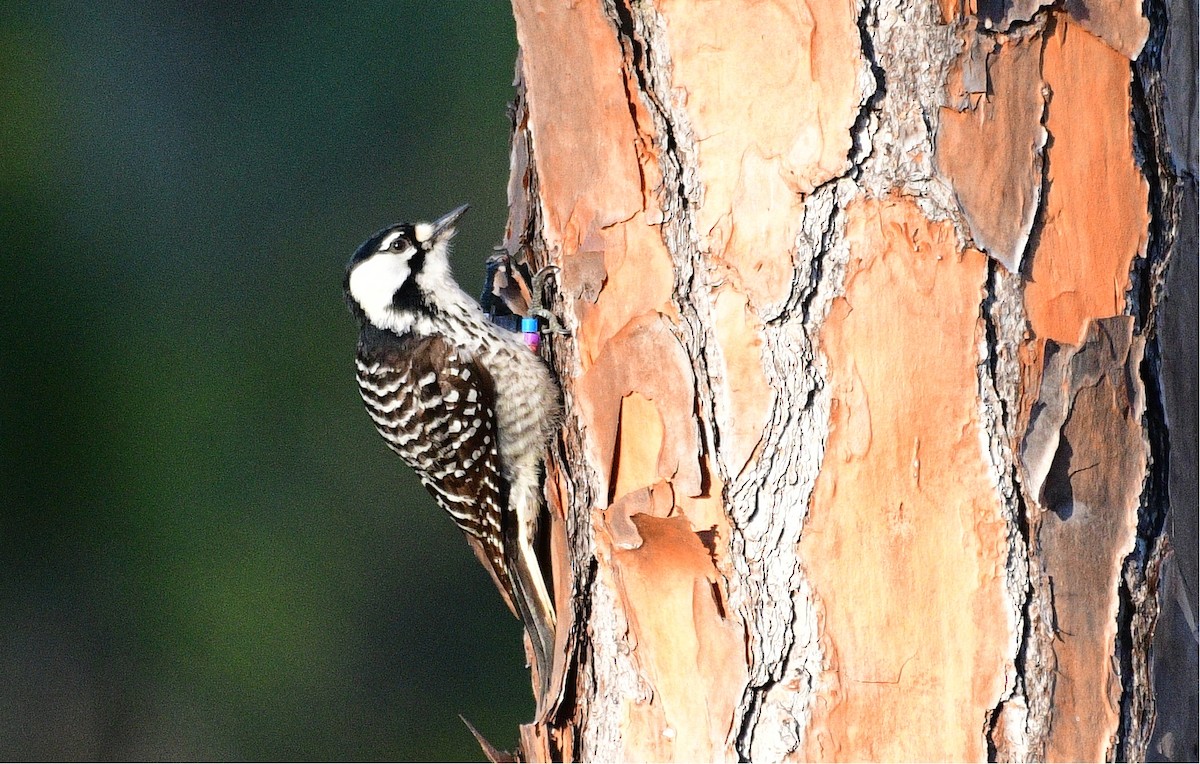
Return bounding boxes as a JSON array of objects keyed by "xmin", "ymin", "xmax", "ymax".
[{"xmin": 391, "ymin": 237, "xmax": 408, "ymax": 251}]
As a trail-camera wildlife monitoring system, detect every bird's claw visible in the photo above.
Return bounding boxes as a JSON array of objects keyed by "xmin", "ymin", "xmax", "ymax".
[
  {"xmin": 530, "ymin": 265, "xmax": 570, "ymax": 336},
  {"xmin": 530, "ymin": 263, "xmax": 559, "ymax": 295}
]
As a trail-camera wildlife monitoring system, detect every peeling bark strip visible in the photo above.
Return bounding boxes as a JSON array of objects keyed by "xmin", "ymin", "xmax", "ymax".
[
  {"xmin": 503, "ymin": 0, "xmax": 1193, "ymax": 760},
  {"xmin": 799, "ymin": 199, "xmax": 1009, "ymax": 762}
]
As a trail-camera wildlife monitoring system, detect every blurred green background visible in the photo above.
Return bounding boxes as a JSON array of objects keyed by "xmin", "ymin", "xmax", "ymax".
[{"xmin": 1, "ymin": 1, "xmax": 532, "ymax": 759}]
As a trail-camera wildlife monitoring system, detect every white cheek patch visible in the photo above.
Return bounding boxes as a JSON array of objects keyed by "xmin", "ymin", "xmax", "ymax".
[
  {"xmin": 414, "ymin": 222, "xmax": 434, "ymax": 243},
  {"xmin": 348, "ymin": 254, "xmax": 411, "ymax": 326},
  {"xmin": 415, "ymin": 239, "xmax": 455, "ymax": 292}
]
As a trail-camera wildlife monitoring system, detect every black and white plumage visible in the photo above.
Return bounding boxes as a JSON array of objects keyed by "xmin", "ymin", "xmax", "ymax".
[{"xmin": 344, "ymin": 205, "xmax": 560, "ymax": 695}]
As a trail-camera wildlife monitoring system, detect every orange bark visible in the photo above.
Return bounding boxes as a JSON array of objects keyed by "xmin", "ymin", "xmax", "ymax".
[
  {"xmin": 1026, "ymin": 16, "xmax": 1150, "ymax": 346},
  {"xmin": 501, "ymin": 0, "xmax": 1182, "ymax": 760},
  {"xmin": 801, "ymin": 198, "xmax": 1008, "ymax": 761}
]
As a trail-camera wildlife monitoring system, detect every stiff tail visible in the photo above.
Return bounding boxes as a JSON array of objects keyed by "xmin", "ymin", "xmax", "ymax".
[{"xmin": 501, "ymin": 498, "xmax": 556, "ymax": 702}]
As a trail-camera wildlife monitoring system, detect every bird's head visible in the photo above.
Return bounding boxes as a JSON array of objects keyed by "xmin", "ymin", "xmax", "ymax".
[{"xmin": 344, "ymin": 204, "xmax": 468, "ymax": 331}]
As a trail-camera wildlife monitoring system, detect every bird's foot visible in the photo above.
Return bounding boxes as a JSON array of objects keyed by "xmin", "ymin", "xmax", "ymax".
[{"xmin": 529, "ymin": 265, "xmax": 569, "ymax": 336}]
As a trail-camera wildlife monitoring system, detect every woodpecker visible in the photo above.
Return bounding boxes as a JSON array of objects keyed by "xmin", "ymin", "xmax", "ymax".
[{"xmin": 344, "ymin": 204, "xmax": 560, "ymax": 694}]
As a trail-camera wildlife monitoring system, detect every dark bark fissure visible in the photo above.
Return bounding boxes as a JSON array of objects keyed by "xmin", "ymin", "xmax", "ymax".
[
  {"xmin": 724, "ymin": 0, "xmax": 891, "ymax": 753},
  {"xmin": 785, "ymin": 189, "xmax": 838, "ymax": 329},
  {"xmin": 603, "ymin": 0, "xmax": 726, "ymax": 477},
  {"xmin": 849, "ymin": 0, "xmax": 888, "ymax": 173},
  {"xmin": 983, "ymin": 257, "xmax": 1063, "ymax": 762},
  {"xmin": 1114, "ymin": 0, "xmax": 1187, "ymax": 751},
  {"xmin": 980, "ymin": 255, "xmax": 1043, "ymax": 761},
  {"xmin": 605, "ymin": 3, "xmax": 811, "ymax": 759},
  {"xmin": 1021, "ymin": 17, "xmax": 1054, "ymax": 282}
]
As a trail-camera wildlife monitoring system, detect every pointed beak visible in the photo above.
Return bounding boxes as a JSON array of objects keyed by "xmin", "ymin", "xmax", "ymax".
[{"xmin": 431, "ymin": 203, "xmax": 469, "ymax": 241}]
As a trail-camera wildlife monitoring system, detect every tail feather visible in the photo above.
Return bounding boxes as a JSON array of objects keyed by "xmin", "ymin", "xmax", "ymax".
[{"xmin": 502, "ymin": 493, "xmax": 556, "ymax": 701}]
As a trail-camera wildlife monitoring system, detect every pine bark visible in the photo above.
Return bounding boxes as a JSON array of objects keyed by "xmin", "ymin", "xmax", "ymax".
[{"xmin": 500, "ymin": 0, "xmax": 1197, "ymax": 760}]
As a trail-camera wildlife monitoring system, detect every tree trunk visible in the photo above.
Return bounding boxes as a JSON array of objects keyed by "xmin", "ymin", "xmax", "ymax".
[{"xmin": 500, "ymin": 0, "xmax": 1197, "ymax": 760}]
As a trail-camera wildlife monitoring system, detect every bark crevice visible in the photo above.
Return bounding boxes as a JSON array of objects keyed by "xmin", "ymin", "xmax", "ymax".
[{"xmin": 505, "ymin": 0, "xmax": 1192, "ymax": 756}]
